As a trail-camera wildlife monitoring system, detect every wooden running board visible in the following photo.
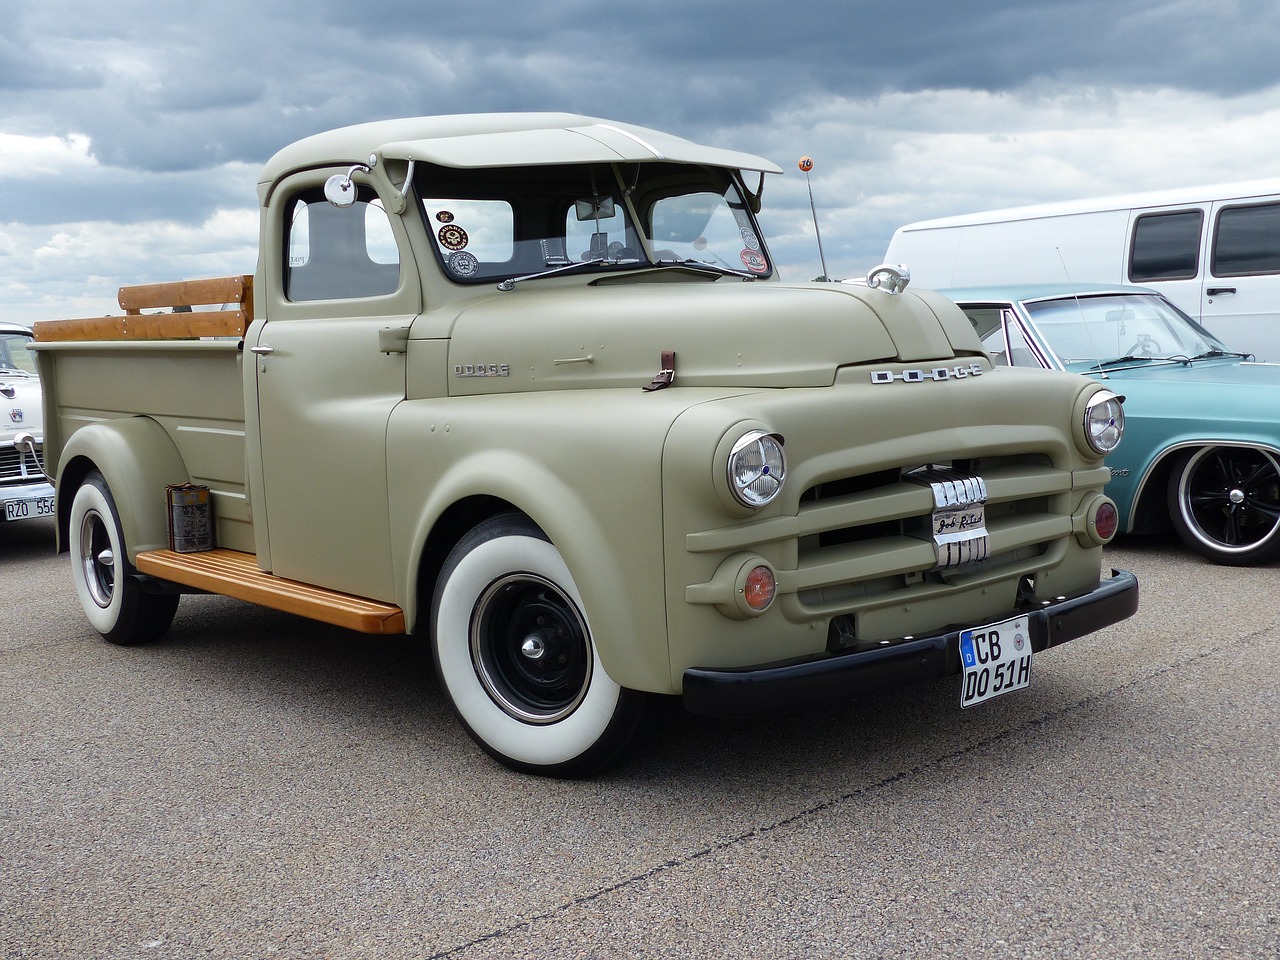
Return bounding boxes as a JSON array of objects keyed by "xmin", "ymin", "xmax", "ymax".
[{"xmin": 135, "ymin": 548, "xmax": 406, "ymax": 635}]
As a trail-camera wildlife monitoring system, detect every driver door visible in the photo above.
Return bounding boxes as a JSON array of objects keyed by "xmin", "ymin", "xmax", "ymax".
[{"xmin": 250, "ymin": 173, "xmax": 420, "ymax": 602}]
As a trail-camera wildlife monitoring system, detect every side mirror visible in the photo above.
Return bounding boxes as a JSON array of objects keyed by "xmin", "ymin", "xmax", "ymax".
[{"xmin": 325, "ymin": 164, "xmax": 371, "ymax": 208}]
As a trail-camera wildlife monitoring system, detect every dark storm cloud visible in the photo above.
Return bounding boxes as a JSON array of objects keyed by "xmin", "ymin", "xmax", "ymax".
[
  {"xmin": 1, "ymin": 0, "xmax": 1278, "ymax": 322},
  {"xmin": 7, "ymin": 0, "xmax": 1280, "ymax": 178}
]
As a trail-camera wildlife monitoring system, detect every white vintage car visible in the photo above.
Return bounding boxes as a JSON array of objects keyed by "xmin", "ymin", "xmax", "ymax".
[{"xmin": 1, "ymin": 321, "xmax": 55, "ymax": 523}]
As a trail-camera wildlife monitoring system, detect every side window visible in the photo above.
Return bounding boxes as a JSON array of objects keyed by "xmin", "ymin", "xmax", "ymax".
[
  {"xmin": 1212, "ymin": 201, "xmax": 1280, "ymax": 277},
  {"xmin": 285, "ymin": 192, "xmax": 400, "ymax": 302},
  {"xmin": 1002, "ymin": 314, "xmax": 1042, "ymax": 367},
  {"xmin": 962, "ymin": 307, "xmax": 1042, "ymax": 367},
  {"xmin": 962, "ymin": 307, "xmax": 1008, "ymax": 364},
  {"xmin": 1129, "ymin": 210, "xmax": 1203, "ymax": 282},
  {"xmin": 0, "ymin": 333, "xmax": 37, "ymax": 374}
]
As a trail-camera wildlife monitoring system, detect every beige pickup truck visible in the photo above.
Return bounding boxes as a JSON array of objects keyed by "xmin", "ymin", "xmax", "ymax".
[{"xmin": 32, "ymin": 114, "xmax": 1137, "ymax": 775}]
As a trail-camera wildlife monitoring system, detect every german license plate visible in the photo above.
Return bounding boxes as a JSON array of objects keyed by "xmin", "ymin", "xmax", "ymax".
[
  {"xmin": 959, "ymin": 614, "xmax": 1032, "ymax": 708},
  {"xmin": 4, "ymin": 495, "xmax": 56, "ymax": 522}
]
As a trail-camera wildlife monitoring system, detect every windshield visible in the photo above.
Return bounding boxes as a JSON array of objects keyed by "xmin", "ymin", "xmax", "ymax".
[
  {"xmin": 415, "ymin": 160, "xmax": 771, "ymax": 284},
  {"xmin": 1023, "ymin": 294, "xmax": 1230, "ymax": 370},
  {"xmin": 0, "ymin": 331, "xmax": 36, "ymax": 374}
]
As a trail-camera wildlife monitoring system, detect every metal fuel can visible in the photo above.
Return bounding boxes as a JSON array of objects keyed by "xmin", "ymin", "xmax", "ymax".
[{"xmin": 165, "ymin": 483, "xmax": 213, "ymax": 552}]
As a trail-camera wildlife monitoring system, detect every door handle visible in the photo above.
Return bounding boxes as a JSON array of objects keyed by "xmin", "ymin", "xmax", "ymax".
[
  {"xmin": 1206, "ymin": 287, "xmax": 1236, "ymax": 297},
  {"xmin": 378, "ymin": 326, "xmax": 410, "ymax": 354},
  {"xmin": 249, "ymin": 344, "xmax": 275, "ymax": 356}
]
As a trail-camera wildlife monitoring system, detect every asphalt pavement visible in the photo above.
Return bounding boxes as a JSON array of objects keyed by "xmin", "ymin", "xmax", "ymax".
[{"xmin": 2, "ymin": 516, "xmax": 1276, "ymax": 959}]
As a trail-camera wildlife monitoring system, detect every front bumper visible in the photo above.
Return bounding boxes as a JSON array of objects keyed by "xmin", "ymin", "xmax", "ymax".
[
  {"xmin": 682, "ymin": 569, "xmax": 1139, "ymax": 718},
  {"xmin": 1, "ymin": 479, "xmax": 56, "ymax": 522}
]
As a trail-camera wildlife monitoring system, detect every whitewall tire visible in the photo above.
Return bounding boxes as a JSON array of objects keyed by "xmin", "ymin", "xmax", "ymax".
[
  {"xmin": 431, "ymin": 514, "xmax": 646, "ymax": 776},
  {"xmin": 69, "ymin": 471, "xmax": 179, "ymax": 645}
]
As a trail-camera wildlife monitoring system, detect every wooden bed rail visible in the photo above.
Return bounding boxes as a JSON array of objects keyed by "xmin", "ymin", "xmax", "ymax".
[{"xmin": 32, "ymin": 275, "xmax": 254, "ymax": 342}]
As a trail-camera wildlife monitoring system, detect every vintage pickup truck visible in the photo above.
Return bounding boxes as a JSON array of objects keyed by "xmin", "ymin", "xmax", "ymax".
[{"xmin": 32, "ymin": 114, "xmax": 1137, "ymax": 775}]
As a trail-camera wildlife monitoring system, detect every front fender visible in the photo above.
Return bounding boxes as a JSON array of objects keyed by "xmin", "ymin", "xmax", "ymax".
[
  {"xmin": 55, "ymin": 417, "xmax": 190, "ymax": 559},
  {"xmin": 386, "ymin": 394, "xmax": 685, "ymax": 694},
  {"xmin": 398, "ymin": 447, "xmax": 671, "ymax": 693}
]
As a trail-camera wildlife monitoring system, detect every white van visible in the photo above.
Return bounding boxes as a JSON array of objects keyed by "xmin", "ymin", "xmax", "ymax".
[{"xmin": 884, "ymin": 178, "xmax": 1280, "ymax": 359}]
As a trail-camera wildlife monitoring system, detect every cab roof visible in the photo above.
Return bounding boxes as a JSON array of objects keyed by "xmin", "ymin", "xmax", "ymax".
[{"xmin": 259, "ymin": 113, "xmax": 782, "ymax": 186}]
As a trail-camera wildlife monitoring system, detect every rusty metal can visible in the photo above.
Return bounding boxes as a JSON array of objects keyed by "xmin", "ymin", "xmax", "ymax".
[{"xmin": 165, "ymin": 483, "xmax": 213, "ymax": 552}]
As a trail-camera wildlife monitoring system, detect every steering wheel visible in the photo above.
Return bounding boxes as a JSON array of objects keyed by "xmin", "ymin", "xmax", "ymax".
[{"xmin": 1125, "ymin": 334, "xmax": 1162, "ymax": 357}]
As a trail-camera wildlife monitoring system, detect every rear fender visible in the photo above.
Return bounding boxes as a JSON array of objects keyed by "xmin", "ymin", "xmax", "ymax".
[{"xmin": 55, "ymin": 418, "xmax": 189, "ymax": 559}]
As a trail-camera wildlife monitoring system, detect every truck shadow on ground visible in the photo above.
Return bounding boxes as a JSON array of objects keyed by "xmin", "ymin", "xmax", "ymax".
[{"xmin": 133, "ymin": 589, "xmax": 1109, "ymax": 795}]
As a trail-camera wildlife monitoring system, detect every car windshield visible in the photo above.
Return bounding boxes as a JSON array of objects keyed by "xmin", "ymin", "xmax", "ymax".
[
  {"xmin": 414, "ymin": 160, "xmax": 771, "ymax": 285},
  {"xmin": 1023, "ymin": 294, "xmax": 1231, "ymax": 371},
  {"xmin": 0, "ymin": 331, "xmax": 37, "ymax": 375}
]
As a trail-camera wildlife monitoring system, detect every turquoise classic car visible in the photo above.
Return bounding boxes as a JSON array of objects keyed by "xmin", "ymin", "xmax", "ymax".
[{"xmin": 944, "ymin": 284, "xmax": 1280, "ymax": 566}]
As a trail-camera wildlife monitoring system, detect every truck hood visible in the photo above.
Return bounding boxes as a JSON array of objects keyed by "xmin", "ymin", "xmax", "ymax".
[
  {"xmin": 0, "ymin": 370, "xmax": 43, "ymax": 443},
  {"xmin": 437, "ymin": 279, "xmax": 984, "ymax": 394}
]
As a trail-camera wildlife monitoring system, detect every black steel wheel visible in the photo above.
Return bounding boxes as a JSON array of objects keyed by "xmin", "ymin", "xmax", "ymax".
[
  {"xmin": 470, "ymin": 572, "xmax": 593, "ymax": 724},
  {"xmin": 1168, "ymin": 446, "xmax": 1280, "ymax": 565}
]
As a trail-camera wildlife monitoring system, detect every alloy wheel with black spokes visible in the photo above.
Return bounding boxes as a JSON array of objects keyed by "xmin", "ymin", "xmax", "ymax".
[{"xmin": 1168, "ymin": 445, "xmax": 1280, "ymax": 566}]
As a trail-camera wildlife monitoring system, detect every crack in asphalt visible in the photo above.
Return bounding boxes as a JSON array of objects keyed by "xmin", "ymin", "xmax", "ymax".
[{"xmin": 424, "ymin": 619, "xmax": 1279, "ymax": 959}]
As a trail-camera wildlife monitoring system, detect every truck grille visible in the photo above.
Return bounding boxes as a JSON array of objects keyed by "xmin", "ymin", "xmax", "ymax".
[
  {"xmin": 685, "ymin": 450, "xmax": 1080, "ymax": 643},
  {"xmin": 791, "ymin": 455, "xmax": 1066, "ymax": 614}
]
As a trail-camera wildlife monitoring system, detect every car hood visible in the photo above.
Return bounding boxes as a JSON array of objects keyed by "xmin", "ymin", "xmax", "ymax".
[
  {"xmin": 0, "ymin": 370, "xmax": 43, "ymax": 442},
  {"xmin": 1095, "ymin": 358, "xmax": 1280, "ymax": 423},
  {"xmin": 437, "ymin": 280, "xmax": 984, "ymax": 394}
]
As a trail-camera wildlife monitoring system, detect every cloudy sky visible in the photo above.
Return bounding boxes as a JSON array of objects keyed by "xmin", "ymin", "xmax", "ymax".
[{"xmin": 3, "ymin": 0, "xmax": 1280, "ymax": 322}]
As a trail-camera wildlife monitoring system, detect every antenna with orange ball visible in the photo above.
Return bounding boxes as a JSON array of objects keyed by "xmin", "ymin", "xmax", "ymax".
[{"xmin": 799, "ymin": 156, "xmax": 830, "ymax": 281}]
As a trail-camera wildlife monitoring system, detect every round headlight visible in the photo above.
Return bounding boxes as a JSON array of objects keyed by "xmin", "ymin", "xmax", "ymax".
[
  {"xmin": 1083, "ymin": 390, "xmax": 1125, "ymax": 456},
  {"xmin": 727, "ymin": 430, "xmax": 787, "ymax": 508}
]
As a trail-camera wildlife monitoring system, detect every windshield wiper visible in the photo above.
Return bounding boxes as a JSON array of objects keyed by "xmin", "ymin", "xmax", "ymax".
[
  {"xmin": 496, "ymin": 257, "xmax": 616, "ymax": 291},
  {"xmin": 1087, "ymin": 355, "xmax": 1154, "ymax": 370},
  {"xmin": 652, "ymin": 257, "xmax": 758, "ymax": 281},
  {"xmin": 1085, "ymin": 354, "xmax": 1197, "ymax": 371},
  {"xmin": 1190, "ymin": 348, "xmax": 1254, "ymax": 361}
]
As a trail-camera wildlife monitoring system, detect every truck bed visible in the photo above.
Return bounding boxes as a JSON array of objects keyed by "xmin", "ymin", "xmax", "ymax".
[{"xmin": 33, "ymin": 276, "xmax": 255, "ymax": 552}]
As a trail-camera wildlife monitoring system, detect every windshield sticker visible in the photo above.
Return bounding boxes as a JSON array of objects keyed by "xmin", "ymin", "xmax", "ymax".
[
  {"xmin": 739, "ymin": 226, "xmax": 761, "ymax": 251},
  {"xmin": 740, "ymin": 249, "xmax": 769, "ymax": 273},
  {"xmin": 439, "ymin": 224, "xmax": 469, "ymax": 250},
  {"xmin": 447, "ymin": 251, "xmax": 479, "ymax": 277},
  {"xmin": 436, "ymin": 210, "xmax": 455, "ymax": 223}
]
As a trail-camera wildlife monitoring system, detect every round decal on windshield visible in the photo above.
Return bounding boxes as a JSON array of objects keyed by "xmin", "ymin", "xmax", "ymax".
[
  {"xmin": 447, "ymin": 251, "xmax": 479, "ymax": 277},
  {"xmin": 740, "ymin": 249, "xmax": 769, "ymax": 273},
  {"xmin": 439, "ymin": 224, "xmax": 469, "ymax": 250}
]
